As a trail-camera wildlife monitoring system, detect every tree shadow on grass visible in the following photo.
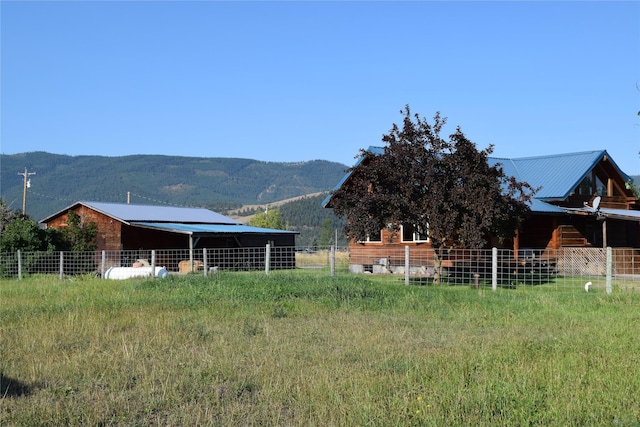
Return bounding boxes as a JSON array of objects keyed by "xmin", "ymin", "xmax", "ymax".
[{"xmin": 1, "ymin": 372, "xmax": 33, "ymax": 398}]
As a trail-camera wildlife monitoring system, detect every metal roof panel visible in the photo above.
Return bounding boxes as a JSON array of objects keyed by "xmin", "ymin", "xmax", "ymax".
[
  {"xmin": 81, "ymin": 201, "xmax": 241, "ymax": 224},
  {"xmin": 131, "ymin": 222, "xmax": 298, "ymax": 234},
  {"xmin": 488, "ymin": 150, "xmax": 614, "ymax": 200}
]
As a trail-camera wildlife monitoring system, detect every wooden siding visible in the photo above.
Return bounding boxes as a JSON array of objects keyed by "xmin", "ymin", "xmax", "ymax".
[
  {"xmin": 518, "ymin": 216, "xmax": 556, "ymax": 249},
  {"xmin": 348, "ymin": 227, "xmax": 435, "ymax": 267},
  {"xmin": 45, "ymin": 205, "xmax": 122, "ymax": 251}
]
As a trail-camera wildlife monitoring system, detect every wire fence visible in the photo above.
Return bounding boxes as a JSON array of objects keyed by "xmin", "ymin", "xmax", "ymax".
[{"xmin": 1, "ymin": 246, "xmax": 639, "ymax": 293}]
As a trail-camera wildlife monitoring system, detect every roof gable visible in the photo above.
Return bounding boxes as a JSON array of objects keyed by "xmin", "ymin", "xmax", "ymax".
[{"xmin": 488, "ymin": 150, "xmax": 629, "ymax": 201}]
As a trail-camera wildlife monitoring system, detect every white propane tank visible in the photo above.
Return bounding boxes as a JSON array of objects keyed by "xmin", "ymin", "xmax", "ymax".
[{"xmin": 104, "ymin": 266, "xmax": 169, "ymax": 280}]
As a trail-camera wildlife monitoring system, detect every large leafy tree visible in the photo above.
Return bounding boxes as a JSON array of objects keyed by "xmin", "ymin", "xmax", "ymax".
[
  {"xmin": 0, "ymin": 199, "xmax": 20, "ymax": 234},
  {"xmin": 249, "ymin": 207, "xmax": 287, "ymax": 230},
  {"xmin": 0, "ymin": 216, "xmax": 49, "ymax": 253},
  {"xmin": 330, "ymin": 106, "xmax": 536, "ymax": 283},
  {"xmin": 0, "ymin": 199, "xmax": 97, "ymax": 253},
  {"xmin": 59, "ymin": 211, "xmax": 98, "ymax": 252},
  {"xmin": 0, "ymin": 199, "xmax": 50, "ymax": 252}
]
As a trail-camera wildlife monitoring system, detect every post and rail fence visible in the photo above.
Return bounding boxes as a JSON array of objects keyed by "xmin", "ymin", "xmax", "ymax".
[{"xmin": 2, "ymin": 245, "xmax": 639, "ymax": 293}]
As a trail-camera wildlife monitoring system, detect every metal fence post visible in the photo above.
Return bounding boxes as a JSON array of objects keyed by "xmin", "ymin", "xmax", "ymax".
[
  {"xmin": 17, "ymin": 250, "xmax": 22, "ymax": 280},
  {"xmin": 492, "ymin": 247, "xmax": 498, "ymax": 291},
  {"xmin": 203, "ymin": 248, "xmax": 208, "ymax": 277},
  {"xmin": 101, "ymin": 250, "xmax": 106, "ymax": 279},
  {"xmin": 59, "ymin": 251, "xmax": 64, "ymax": 280},
  {"xmin": 606, "ymin": 246, "xmax": 612, "ymax": 294},
  {"xmin": 265, "ymin": 243, "xmax": 271, "ymax": 275},
  {"xmin": 330, "ymin": 245, "xmax": 335, "ymax": 277},
  {"xmin": 151, "ymin": 250, "xmax": 156, "ymax": 279},
  {"xmin": 405, "ymin": 246, "xmax": 409, "ymax": 285}
]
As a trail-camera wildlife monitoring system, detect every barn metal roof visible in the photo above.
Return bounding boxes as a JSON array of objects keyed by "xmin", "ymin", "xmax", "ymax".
[
  {"xmin": 131, "ymin": 222, "xmax": 298, "ymax": 235},
  {"xmin": 323, "ymin": 148, "xmax": 629, "ymax": 214},
  {"xmin": 41, "ymin": 201, "xmax": 241, "ymax": 225}
]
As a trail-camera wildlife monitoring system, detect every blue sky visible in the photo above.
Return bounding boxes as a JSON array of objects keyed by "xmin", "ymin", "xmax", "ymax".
[{"xmin": 2, "ymin": 1, "xmax": 639, "ymax": 175}]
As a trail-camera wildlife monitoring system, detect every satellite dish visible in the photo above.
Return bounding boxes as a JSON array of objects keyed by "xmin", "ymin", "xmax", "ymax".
[{"xmin": 592, "ymin": 196, "xmax": 601, "ymax": 211}]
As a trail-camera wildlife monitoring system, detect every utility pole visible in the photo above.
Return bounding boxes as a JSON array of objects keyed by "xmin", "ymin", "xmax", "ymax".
[{"xmin": 18, "ymin": 167, "xmax": 36, "ymax": 215}]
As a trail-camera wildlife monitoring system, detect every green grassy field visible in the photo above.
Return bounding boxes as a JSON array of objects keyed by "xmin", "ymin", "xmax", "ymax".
[{"xmin": 1, "ymin": 272, "xmax": 639, "ymax": 426}]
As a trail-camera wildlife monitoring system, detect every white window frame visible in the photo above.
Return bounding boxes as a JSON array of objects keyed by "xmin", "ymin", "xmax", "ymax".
[
  {"xmin": 358, "ymin": 229, "xmax": 382, "ymax": 243},
  {"xmin": 401, "ymin": 223, "xmax": 429, "ymax": 243}
]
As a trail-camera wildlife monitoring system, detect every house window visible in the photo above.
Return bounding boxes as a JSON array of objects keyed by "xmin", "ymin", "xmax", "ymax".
[
  {"xmin": 358, "ymin": 229, "xmax": 382, "ymax": 243},
  {"xmin": 576, "ymin": 176, "xmax": 593, "ymax": 196},
  {"xmin": 401, "ymin": 223, "xmax": 429, "ymax": 242},
  {"xmin": 578, "ymin": 173, "xmax": 610, "ymax": 196},
  {"xmin": 595, "ymin": 174, "xmax": 608, "ymax": 196},
  {"xmin": 367, "ymin": 229, "xmax": 382, "ymax": 242}
]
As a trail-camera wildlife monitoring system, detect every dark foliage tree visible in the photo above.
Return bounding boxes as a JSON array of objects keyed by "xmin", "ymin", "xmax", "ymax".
[{"xmin": 329, "ymin": 106, "xmax": 536, "ymax": 283}]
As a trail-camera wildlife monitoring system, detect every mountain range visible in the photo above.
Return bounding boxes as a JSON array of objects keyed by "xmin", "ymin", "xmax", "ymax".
[{"xmin": 1, "ymin": 152, "xmax": 350, "ymax": 246}]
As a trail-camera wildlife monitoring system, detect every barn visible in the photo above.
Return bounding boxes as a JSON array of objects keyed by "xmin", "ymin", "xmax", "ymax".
[{"xmin": 40, "ymin": 201, "xmax": 298, "ymax": 271}]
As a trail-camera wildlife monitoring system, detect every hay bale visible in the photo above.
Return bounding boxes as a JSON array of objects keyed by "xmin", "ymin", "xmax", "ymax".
[{"xmin": 178, "ymin": 260, "xmax": 204, "ymax": 273}]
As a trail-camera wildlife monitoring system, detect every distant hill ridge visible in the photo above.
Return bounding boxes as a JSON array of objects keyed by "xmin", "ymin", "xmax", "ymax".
[{"xmin": 0, "ymin": 152, "xmax": 349, "ymax": 223}]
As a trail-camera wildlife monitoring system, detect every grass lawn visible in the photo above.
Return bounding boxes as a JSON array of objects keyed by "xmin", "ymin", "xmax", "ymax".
[{"xmin": 1, "ymin": 271, "xmax": 639, "ymax": 426}]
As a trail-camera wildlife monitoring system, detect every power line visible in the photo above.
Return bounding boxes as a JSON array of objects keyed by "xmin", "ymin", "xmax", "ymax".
[{"xmin": 127, "ymin": 192, "xmax": 204, "ymax": 208}]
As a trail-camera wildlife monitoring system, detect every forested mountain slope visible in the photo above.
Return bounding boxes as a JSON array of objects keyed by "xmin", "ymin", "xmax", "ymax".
[{"xmin": 1, "ymin": 152, "xmax": 348, "ymax": 223}]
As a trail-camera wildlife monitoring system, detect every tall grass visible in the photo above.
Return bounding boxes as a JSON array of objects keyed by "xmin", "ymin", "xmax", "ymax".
[{"xmin": 1, "ymin": 272, "xmax": 639, "ymax": 425}]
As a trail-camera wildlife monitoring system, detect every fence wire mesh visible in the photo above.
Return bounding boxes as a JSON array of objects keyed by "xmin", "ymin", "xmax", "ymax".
[{"xmin": 2, "ymin": 246, "xmax": 639, "ymax": 293}]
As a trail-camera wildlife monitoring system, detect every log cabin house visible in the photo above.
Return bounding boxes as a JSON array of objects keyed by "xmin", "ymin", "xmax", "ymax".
[{"xmin": 323, "ymin": 149, "xmax": 640, "ymax": 274}]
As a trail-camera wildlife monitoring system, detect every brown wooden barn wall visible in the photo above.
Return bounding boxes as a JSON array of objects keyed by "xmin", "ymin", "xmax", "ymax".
[{"xmin": 45, "ymin": 205, "xmax": 122, "ymax": 251}]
